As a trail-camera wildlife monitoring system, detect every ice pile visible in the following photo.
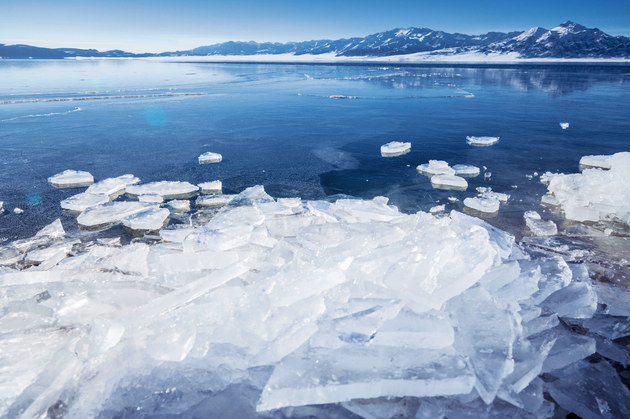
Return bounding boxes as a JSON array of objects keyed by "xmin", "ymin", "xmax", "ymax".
[
  {"xmin": 380, "ymin": 141, "xmax": 411, "ymax": 157},
  {"xmin": 0, "ymin": 186, "xmax": 622, "ymax": 418},
  {"xmin": 543, "ymin": 152, "xmax": 630, "ymax": 226},
  {"xmin": 198, "ymin": 152, "xmax": 223, "ymax": 164},
  {"xmin": 48, "ymin": 170, "xmax": 94, "ymax": 188},
  {"xmin": 466, "ymin": 136, "xmax": 499, "ymax": 146}
]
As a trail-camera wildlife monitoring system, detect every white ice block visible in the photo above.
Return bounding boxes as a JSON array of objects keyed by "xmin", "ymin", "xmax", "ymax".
[
  {"xmin": 380, "ymin": 141, "xmax": 411, "ymax": 157},
  {"xmin": 466, "ymin": 136, "xmax": 499, "ymax": 146},
  {"xmin": 198, "ymin": 151, "xmax": 223, "ymax": 164},
  {"xmin": 48, "ymin": 170, "xmax": 94, "ymax": 188}
]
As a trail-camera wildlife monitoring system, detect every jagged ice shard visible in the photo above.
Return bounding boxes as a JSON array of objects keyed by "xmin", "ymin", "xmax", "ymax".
[{"xmin": 0, "ymin": 185, "xmax": 626, "ymax": 417}]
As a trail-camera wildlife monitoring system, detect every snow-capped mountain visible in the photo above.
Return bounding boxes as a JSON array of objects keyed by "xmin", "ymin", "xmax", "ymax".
[{"xmin": 2, "ymin": 21, "xmax": 629, "ymax": 59}]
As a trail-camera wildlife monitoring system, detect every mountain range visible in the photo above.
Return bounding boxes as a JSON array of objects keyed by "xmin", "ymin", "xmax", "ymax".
[{"xmin": 2, "ymin": 21, "xmax": 629, "ymax": 60}]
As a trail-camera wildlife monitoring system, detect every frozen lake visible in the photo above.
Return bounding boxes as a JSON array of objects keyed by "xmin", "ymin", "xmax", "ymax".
[{"xmin": 1, "ymin": 60, "xmax": 629, "ymax": 241}]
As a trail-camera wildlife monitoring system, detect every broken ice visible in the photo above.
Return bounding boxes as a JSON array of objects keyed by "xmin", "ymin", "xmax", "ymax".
[
  {"xmin": 380, "ymin": 141, "xmax": 411, "ymax": 157},
  {"xmin": 198, "ymin": 151, "xmax": 223, "ymax": 164},
  {"xmin": 126, "ymin": 181, "xmax": 199, "ymax": 200},
  {"xmin": 77, "ymin": 201, "xmax": 154, "ymax": 230},
  {"xmin": 122, "ymin": 207, "xmax": 170, "ymax": 233},
  {"xmin": 198, "ymin": 180, "xmax": 222, "ymax": 194},
  {"xmin": 466, "ymin": 136, "xmax": 499, "ymax": 146},
  {"xmin": 453, "ymin": 164, "xmax": 480, "ymax": 177},
  {"xmin": 417, "ymin": 160, "xmax": 455, "ymax": 176},
  {"xmin": 524, "ymin": 211, "xmax": 558, "ymax": 236},
  {"xmin": 47, "ymin": 170, "xmax": 94, "ymax": 188},
  {"xmin": 431, "ymin": 174, "xmax": 468, "ymax": 190},
  {"xmin": 559, "ymin": 122, "xmax": 569, "ymax": 130}
]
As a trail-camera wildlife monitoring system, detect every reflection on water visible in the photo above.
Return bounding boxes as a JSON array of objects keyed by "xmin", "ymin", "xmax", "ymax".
[{"xmin": 0, "ymin": 59, "xmax": 629, "ymax": 241}]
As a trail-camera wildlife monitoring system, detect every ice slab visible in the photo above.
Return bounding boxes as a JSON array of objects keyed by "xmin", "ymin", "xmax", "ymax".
[
  {"xmin": 466, "ymin": 136, "xmax": 499, "ymax": 146},
  {"xmin": 545, "ymin": 152, "xmax": 630, "ymax": 225},
  {"xmin": 476, "ymin": 187, "xmax": 509, "ymax": 203},
  {"xmin": 122, "ymin": 207, "xmax": 170, "ymax": 233},
  {"xmin": 430, "ymin": 204, "xmax": 445, "ymax": 215},
  {"xmin": 196, "ymin": 194, "xmax": 235, "ymax": 208},
  {"xmin": 198, "ymin": 180, "xmax": 222, "ymax": 194},
  {"xmin": 77, "ymin": 201, "xmax": 154, "ymax": 230},
  {"xmin": 380, "ymin": 141, "xmax": 411, "ymax": 157},
  {"xmin": 126, "ymin": 181, "xmax": 199, "ymax": 200},
  {"xmin": 559, "ymin": 122, "xmax": 569, "ymax": 130},
  {"xmin": 257, "ymin": 346, "xmax": 473, "ymax": 411},
  {"xmin": 13, "ymin": 207, "xmax": 23, "ymax": 214},
  {"xmin": 85, "ymin": 174, "xmax": 140, "ymax": 197},
  {"xmin": 579, "ymin": 154, "xmax": 612, "ymax": 170},
  {"xmin": 548, "ymin": 360, "xmax": 630, "ymax": 419},
  {"xmin": 524, "ymin": 211, "xmax": 558, "ymax": 236},
  {"xmin": 431, "ymin": 174, "xmax": 468, "ymax": 190},
  {"xmin": 47, "ymin": 170, "xmax": 94, "ymax": 188},
  {"xmin": 138, "ymin": 193, "xmax": 163, "ymax": 203},
  {"xmin": 198, "ymin": 152, "xmax": 222, "ymax": 164},
  {"xmin": 167, "ymin": 199, "xmax": 191, "ymax": 213},
  {"xmin": 464, "ymin": 197, "xmax": 500, "ymax": 215},
  {"xmin": 417, "ymin": 160, "xmax": 455, "ymax": 176},
  {"xmin": 60, "ymin": 192, "xmax": 109, "ymax": 213},
  {"xmin": 453, "ymin": 164, "xmax": 480, "ymax": 177},
  {"xmin": 35, "ymin": 219, "xmax": 65, "ymax": 239}
]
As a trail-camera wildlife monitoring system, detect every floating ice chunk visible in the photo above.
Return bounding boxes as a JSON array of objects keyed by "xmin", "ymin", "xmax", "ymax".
[
  {"xmin": 476, "ymin": 187, "xmax": 509, "ymax": 203},
  {"xmin": 77, "ymin": 201, "xmax": 153, "ymax": 230},
  {"xmin": 13, "ymin": 207, "xmax": 24, "ymax": 214},
  {"xmin": 380, "ymin": 141, "xmax": 411, "ymax": 157},
  {"xmin": 559, "ymin": 122, "xmax": 569, "ymax": 130},
  {"xmin": 484, "ymin": 172, "xmax": 492, "ymax": 180},
  {"xmin": 35, "ymin": 219, "xmax": 65, "ymax": 239},
  {"xmin": 463, "ymin": 197, "xmax": 500, "ymax": 215},
  {"xmin": 198, "ymin": 180, "xmax": 222, "ymax": 194},
  {"xmin": 431, "ymin": 174, "xmax": 468, "ymax": 190},
  {"xmin": 126, "ymin": 181, "xmax": 199, "ymax": 200},
  {"xmin": 579, "ymin": 154, "xmax": 612, "ymax": 170},
  {"xmin": 196, "ymin": 194, "xmax": 235, "ymax": 208},
  {"xmin": 48, "ymin": 170, "xmax": 94, "ymax": 188},
  {"xmin": 85, "ymin": 174, "xmax": 140, "ymax": 197},
  {"xmin": 452, "ymin": 164, "xmax": 480, "ymax": 177},
  {"xmin": 466, "ymin": 136, "xmax": 499, "ymax": 146},
  {"xmin": 198, "ymin": 151, "xmax": 222, "ymax": 164},
  {"xmin": 540, "ymin": 193, "xmax": 560, "ymax": 207},
  {"xmin": 122, "ymin": 207, "xmax": 170, "ymax": 233},
  {"xmin": 448, "ymin": 196, "xmax": 458, "ymax": 203},
  {"xmin": 60, "ymin": 192, "xmax": 109, "ymax": 213},
  {"xmin": 138, "ymin": 194, "xmax": 163, "ymax": 203},
  {"xmin": 524, "ymin": 211, "xmax": 557, "ymax": 236},
  {"xmin": 430, "ymin": 204, "xmax": 445, "ymax": 215},
  {"xmin": 417, "ymin": 160, "xmax": 455, "ymax": 176},
  {"xmin": 167, "ymin": 199, "xmax": 191, "ymax": 213}
]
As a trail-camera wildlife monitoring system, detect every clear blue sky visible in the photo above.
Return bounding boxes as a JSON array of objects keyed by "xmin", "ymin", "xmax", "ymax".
[{"xmin": 2, "ymin": 0, "xmax": 629, "ymax": 53}]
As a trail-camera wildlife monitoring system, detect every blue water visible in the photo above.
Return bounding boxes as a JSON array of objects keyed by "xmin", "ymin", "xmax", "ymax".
[{"xmin": 1, "ymin": 60, "xmax": 629, "ymax": 241}]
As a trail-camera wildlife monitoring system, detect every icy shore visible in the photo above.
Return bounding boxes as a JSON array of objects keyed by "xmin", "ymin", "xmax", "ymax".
[{"xmin": 1, "ymin": 182, "xmax": 629, "ymax": 418}]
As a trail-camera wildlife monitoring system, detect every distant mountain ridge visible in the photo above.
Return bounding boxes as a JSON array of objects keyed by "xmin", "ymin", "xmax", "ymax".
[{"xmin": 2, "ymin": 21, "xmax": 629, "ymax": 59}]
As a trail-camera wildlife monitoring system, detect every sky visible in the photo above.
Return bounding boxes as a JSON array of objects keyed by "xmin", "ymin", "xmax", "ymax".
[{"xmin": 2, "ymin": 0, "xmax": 630, "ymax": 53}]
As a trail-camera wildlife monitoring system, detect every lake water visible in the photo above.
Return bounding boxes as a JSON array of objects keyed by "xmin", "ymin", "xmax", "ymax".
[{"xmin": 1, "ymin": 59, "xmax": 629, "ymax": 241}]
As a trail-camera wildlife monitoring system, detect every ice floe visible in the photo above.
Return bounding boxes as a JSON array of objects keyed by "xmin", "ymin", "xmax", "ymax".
[
  {"xmin": 466, "ymin": 136, "xmax": 499, "ymax": 146},
  {"xmin": 13, "ymin": 207, "xmax": 24, "ymax": 215},
  {"xmin": 579, "ymin": 154, "xmax": 612, "ymax": 170},
  {"xmin": 380, "ymin": 141, "xmax": 411, "ymax": 157},
  {"xmin": 559, "ymin": 122, "xmax": 569, "ymax": 130},
  {"xmin": 417, "ymin": 160, "xmax": 455, "ymax": 176},
  {"xmin": 198, "ymin": 152, "xmax": 223, "ymax": 164},
  {"xmin": 48, "ymin": 170, "xmax": 94, "ymax": 188},
  {"xmin": 122, "ymin": 207, "xmax": 170, "ymax": 233},
  {"xmin": 167, "ymin": 199, "xmax": 191, "ymax": 213},
  {"xmin": 60, "ymin": 192, "xmax": 110, "ymax": 213},
  {"xmin": 0, "ymin": 185, "xmax": 628, "ymax": 417},
  {"xmin": 198, "ymin": 180, "xmax": 222, "ymax": 194},
  {"xmin": 85, "ymin": 174, "xmax": 140, "ymax": 197},
  {"xmin": 452, "ymin": 164, "xmax": 480, "ymax": 177},
  {"xmin": 544, "ymin": 152, "xmax": 630, "ymax": 225},
  {"xmin": 126, "ymin": 181, "xmax": 199, "ymax": 200},
  {"xmin": 463, "ymin": 196, "xmax": 500, "ymax": 215},
  {"xmin": 196, "ymin": 194, "xmax": 236, "ymax": 208},
  {"xmin": 77, "ymin": 201, "xmax": 154, "ymax": 230},
  {"xmin": 430, "ymin": 174, "xmax": 468, "ymax": 190},
  {"xmin": 524, "ymin": 211, "xmax": 558, "ymax": 236}
]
